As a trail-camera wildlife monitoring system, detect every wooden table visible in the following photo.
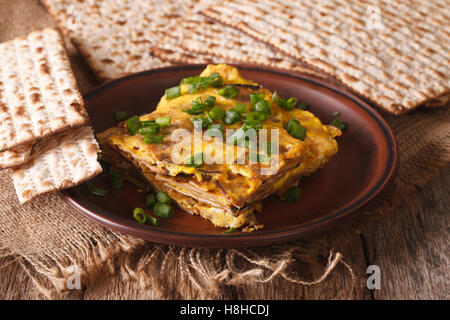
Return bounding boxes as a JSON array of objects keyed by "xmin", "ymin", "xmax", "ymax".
[{"xmin": 0, "ymin": 0, "xmax": 449, "ymax": 300}]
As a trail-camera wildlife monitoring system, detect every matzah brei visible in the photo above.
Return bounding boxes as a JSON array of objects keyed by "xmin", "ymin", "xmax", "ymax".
[
  {"xmin": 12, "ymin": 126, "xmax": 102, "ymax": 204},
  {"xmin": 0, "ymin": 28, "xmax": 88, "ymax": 152},
  {"xmin": 41, "ymin": 0, "xmax": 205, "ymax": 80},
  {"xmin": 202, "ymin": 0, "xmax": 450, "ymax": 114},
  {"xmin": 153, "ymin": 14, "xmax": 327, "ymax": 79}
]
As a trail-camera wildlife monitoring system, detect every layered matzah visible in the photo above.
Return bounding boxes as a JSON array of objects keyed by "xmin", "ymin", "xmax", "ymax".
[
  {"xmin": 0, "ymin": 28, "xmax": 88, "ymax": 153},
  {"xmin": 41, "ymin": 0, "xmax": 208, "ymax": 80},
  {"xmin": 12, "ymin": 126, "xmax": 102, "ymax": 203},
  {"xmin": 202, "ymin": 0, "xmax": 450, "ymax": 114},
  {"xmin": 153, "ymin": 13, "xmax": 327, "ymax": 79}
]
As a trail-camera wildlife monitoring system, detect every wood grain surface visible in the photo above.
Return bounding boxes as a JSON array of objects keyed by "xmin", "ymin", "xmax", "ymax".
[{"xmin": 0, "ymin": 0, "xmax": 448, "ymax": 300}]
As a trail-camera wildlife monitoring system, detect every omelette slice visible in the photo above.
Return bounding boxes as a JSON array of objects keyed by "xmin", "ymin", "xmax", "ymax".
[{"xmin": 98, "ymin": 64, "xmax": 340, "ymax": 229}]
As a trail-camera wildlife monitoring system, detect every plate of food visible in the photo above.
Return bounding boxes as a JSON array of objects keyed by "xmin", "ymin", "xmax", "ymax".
[{"xmin": 63, "ymin": 64, "xmax": 397, "ymax": 247}]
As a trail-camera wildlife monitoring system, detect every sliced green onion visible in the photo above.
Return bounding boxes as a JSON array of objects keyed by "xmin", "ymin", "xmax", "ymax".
[
  {"xmin": 286, "ymin": 118, "xmax": 307, "ymax": 141},
  {"xmin": 165, "ymin": 86, "xmax": 181, "ymax": 100},
  {"xmin": 156, "ymin": 191, "xmax": 172, "ymax": 204},
  {"xmin": 204, "ymin": 95, "xmax": 216, "ymax": 108},
  {"xmin": 113, "ymin": 111, "xmax": 128, "ymax": 122},
  {"xmin": 155, "ymin": 116, "xmax": 171, "ymax": 127},
  {"xmin": 139, "ymin": 125, "xmax": 159, "ymax": 136},
  {"xmin": 133, "ymin": 207, "xmax": 146, "ymax": 224},
  {"xmin": 144, "ymin": 135, "xmax": 165, "ymax": 144},
  {"xmin": 286, "ymin": 97, "xmax": 297, "ymax": 110},
  {"xmin": 206, "ymin": 124, "xmax": 223, "ymax": 136},
  {"xmin": 250, "ymin": 92, "xmax": 264, "ymax": 106},
  {"xmin": 224, "ymin": 108, "xmax": 240, "ymax": 125},
  {"xmin": 284, "ymin": 186, "xmax": 301, "ymax": 203},
  {"xmin": 227, "ymin": 126, "xmax": 247, "ymax": 145},
  {"xmin": 146, "ymin": 216, "xmax": 160, "ymax": 226},
  {"xmin": 146, "ymin": 193, "xmax": 156, "ymax": 209},
  {"xmin": 208, "ymin": 106, "xmax": 225, "ymax": 121},
  {"xmin": 218, "ymin": 85, "xmax": 239, "ymax": 99},
  {"xmin": 330, "ymin": 117, "xmax": 347, "ymax": 131},
  {"xmin": 185, "ymin": 152, "xmax": 204, "ymax": 168},
  {"xmin": 183, "ymin": 98, "xmax": 205, "ymax": 115},
  {"xmin": 85, "ymin": 181, "xmax": 108, "ymax": 197},
  {"xmin": 254, "ymin": 99, "xmax": 271, "ymax": 114},
  {"xmin": 126, "ymin": 116, "xmax": 142, "ymax": 135},
  {"xmin": 111, "ymin": 171, "xmax": 122, "ymax": 190},
  {"xmin": 271, "ymin": 91, "xmax": 297, "ymax": 110},
  {"xmin": 235, "ymin": 102, "xmax": 247, "ymax": 113},
  {"xmin": 191, "ymin": 116, "xmax": 211, "ymax": 129},
  {"xmin": 296, "ymin": 102, "xmax": 309, "ymax": 110},
  {"xmin": 141, "ymin": 120, "xmax": 156, "ymax": 126},
  {"xmin": 180, "ymin": 76, "xmax": 202, "ymax": 84},
  {"xmin": 222, "ymin": 227, "xmax": 236, "ymax": 234},
  {"xmin": 208, "ymin": 72, "xmax": 223, "ymax": 87},
  {"xmin": 333, "ymin": 111, "xmax": 341, "ymax": 117},
  {"xmin": 154, "ymin": 203, "xmax": 173, "ymax": 219}
]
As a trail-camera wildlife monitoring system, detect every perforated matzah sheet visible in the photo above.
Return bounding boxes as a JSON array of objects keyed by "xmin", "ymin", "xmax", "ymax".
[
  {"xmin": 41, "ymin": 0, "xmax": 203, "ymax": 80},
  {"xmin": 202, "ymin": 0, "xmax": 450, "ymax": 114},
  {"xmin": 12, "ymin": 126, "xmax": 102, "ymax": 203},
  {"xmin": 0, "ymin": 28, "xmax": 88, "ymax": 152},
  {"xmin": 154, "ymin": 13, "xmax": 326, "ymax": 79}
]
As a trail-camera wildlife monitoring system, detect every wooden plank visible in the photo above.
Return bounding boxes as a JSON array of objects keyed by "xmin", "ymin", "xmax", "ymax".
[{"xmin": 363, "ymin": 166, "xmax": 450, "ymax": 299}]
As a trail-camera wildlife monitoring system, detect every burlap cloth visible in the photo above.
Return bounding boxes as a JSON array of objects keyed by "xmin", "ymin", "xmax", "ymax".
[{"xmin": 0, "ymin": 0, "xmax": 449, "ymax": 299}]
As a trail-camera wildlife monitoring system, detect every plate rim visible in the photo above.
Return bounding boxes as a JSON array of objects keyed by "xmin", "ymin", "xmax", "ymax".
[{"xmin": 62, "ymin": 64, "xmax": 398, "ymax": 248}]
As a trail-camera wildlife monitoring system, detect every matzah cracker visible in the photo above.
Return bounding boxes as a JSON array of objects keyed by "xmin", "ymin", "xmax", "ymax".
[
  {"xmin": 0, "ymin": 143, "xmax": 33, "ymax": 169},
  {"xmin": 0, "ymin": 28, "xmax": 88, "ymax": 151},
  {"xmin": 41, "ymin": 0, "xmax": 204, "ymax": 80},
  {"xmin": 12, "ymin": 126, "xmax": 102, "ymax": 204},
  {"xmin": 154, "ymin": 14, "xmax": 327, "ymax": 79},
  {"xmin": 202, "ymin": 0, "xmax": 450, "ymax": 114}
]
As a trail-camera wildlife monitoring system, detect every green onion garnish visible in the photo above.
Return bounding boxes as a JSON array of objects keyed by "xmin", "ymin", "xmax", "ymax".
[
  {"xmin": 271, "ymin": 91, "xmax": 297, "ymax": 110},
  {"xmin": 330, "ymin": 117, "xmax": 347, "ymax": 131},
  {"xmin": 333, "ymin": 111, "xmax": 341, "ymax": 117},
  {"xmin": 146, "ymin": 216, "xmax": 160, "ymax": 226},
  {"xmin": 139, "ymin": 125, "xmax": 159, "ymax": 136},
  {"xmin": 111, "ymin": 171, "xmax": 122, "ymax": 190},
  {"xmin": 218, "ymin": 85, "xmax": 239, "ymax": 99},
  {"xmin": 191, "ymin": 116, "xmax": 212, "ymax": 129},
  {"xmin": 183, "ymin": 98, "xmax": 206, "ymax": 115},
  {"xmin": 133, "ymin": 207, "xmax": 146, "ymax": 224},
  {"xmin": 286, "ymin": 118, "xmax": 307, "ymax": 141},
  {"xmin": 143, "ymin": 135, "xmax": 165, "ymax": 144},
  {"xmin": 154, "ymin": 203, "xmax": 173, "ymax": 219},
  {"xmin": 156, "ymin": 191, "xmax": 172, "ymax": 204},
  {"xmin": 112, "ymin": 111, "xmax": 128, "ymax": 122},
  {"xmin": 224, "ymin": 108, "xmax": 240, "ymax": 125},
  {"xmin": 141, "ymin": 120, "xmax": 156, "ymax": 126},
  {"xmin": 208, "ymin": 106, "xmax": 225, "ymax": 121},
  {"xmin": 180, "ymin": 76, "xmax": 202, "ymax": 84},
  {"xmin": 250, "ymin": 92, "xmax": 264, "ymax": 106},
  {"xmin": 235, "ymin": 102, "xmax": 247, "ymax": 113},
  {"xmin": 254, "ymin": 99, "xmax": 271, "ymax": 114},
  {"xmin": 204, "ymin": 95, "xmax": 216, "ymax": 108},
  {"xmin": 185, "ymin": 152, "xmax": 204, "ymax": 168},
  {"xmin": 126, "ymin": 116, "xmax": 142, "ymax": 135},
  {"xmin": 146, "ymin": 193, "xmax": 156, "ymax": 209},
  {"xmin": 155, "ymin": 116, "xmax": 171, "ymax": 127},
  {"xmin": 165, "ymin": 86, "xmax": 181, "ymax": 100},
  {"xmin": 85, "ymin": 181, "xmax": 108, "ymax": 197},
  {"xmin": 206, "ymin": 124, "xmax": 223, "ymax": 136},
  {"xmin": 227, "ymin": 126, "xmax": 247, "ymax": 145},
  {"xmin": 296, "ymin": 102, "xmax": 309, "ymax": 110},
  {"xmin": 222, "ymin": 227, "xmax": 236, "ymax": 234},
  {"xmin": 284, "ymin": 186, "xmax": 301, "ymax": 203},
  {"xmin": 208, "ymin": 72, "xmax": 223, "ymax": 87}
]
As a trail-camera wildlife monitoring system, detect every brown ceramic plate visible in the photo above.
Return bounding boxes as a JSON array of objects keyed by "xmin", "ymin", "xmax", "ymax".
[{"xmin": 62, "ymin": 65, "xmax": 397, "ymax": 248}]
